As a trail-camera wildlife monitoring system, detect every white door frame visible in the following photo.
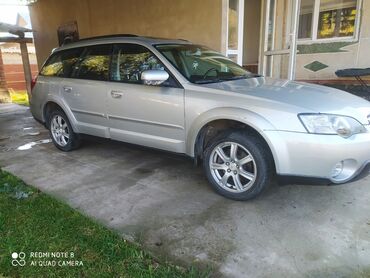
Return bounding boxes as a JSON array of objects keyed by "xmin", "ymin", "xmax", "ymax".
[
  {"xmin": 288, "ymin": 0, "xmax": 300, "ymax": 80},
  {"xmin": 258, "ymin": 0, "xmax": 301, "ymax": 80},
  {"xmin": 226, "ymin": 0, "xmax": 244, "ymax": 65}
]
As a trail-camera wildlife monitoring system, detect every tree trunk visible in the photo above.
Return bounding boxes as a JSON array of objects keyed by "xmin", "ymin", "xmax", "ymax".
[{"xmin": 0, "ymin": 48, "xmax": 10, "ymax": 103}]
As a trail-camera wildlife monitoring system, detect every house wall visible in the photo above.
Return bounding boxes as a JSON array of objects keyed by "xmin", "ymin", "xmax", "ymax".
[
  {"xmin": 29, "ymin": 0, "xmax": 367, "ymax": 82},
  {"xmin": 29, "ymin": 0, "xmax": 224, "ymax": 68},
  {"xmin": 296, "ymin": 0, "xmax": 370, "ymax": 81},
  {"xmin": 0, "ymin": 43, "xmax": 38, "ymax": 91}
]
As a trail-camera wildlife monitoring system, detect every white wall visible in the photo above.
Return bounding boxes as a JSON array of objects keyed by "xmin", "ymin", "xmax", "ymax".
[{"xmin": 296, "ymin": 0, "xmax": 370, "ymax": 81}]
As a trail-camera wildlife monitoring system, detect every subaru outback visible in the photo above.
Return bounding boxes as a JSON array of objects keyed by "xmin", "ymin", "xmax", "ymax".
[{"xmin": 31, "ymin": 35, "xmax": 370, "ymax": 200}]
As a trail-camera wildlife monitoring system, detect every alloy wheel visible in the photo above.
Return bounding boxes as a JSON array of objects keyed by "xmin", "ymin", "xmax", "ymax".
[
  {"xmin": 50, "ymin": 115, "xmax": 70, "ymax": 147},
  {"xmin": 209, "ymin": 142, "xmax": 257, "ymax": 193}
]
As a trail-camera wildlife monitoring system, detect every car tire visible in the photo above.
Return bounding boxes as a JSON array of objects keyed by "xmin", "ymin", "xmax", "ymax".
[
  {"xmin": 48, "ymin": 109, "xmax": 81, "ymax": 152},
  {"xmin": 203, "ymin": 130, "xmax": 273, "ymax": 201}
]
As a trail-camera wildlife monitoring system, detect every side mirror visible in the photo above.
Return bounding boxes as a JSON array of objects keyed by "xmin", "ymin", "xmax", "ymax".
[{"xmin": 141, "ymin": 70, "xmax": 169, "ymax": 86}]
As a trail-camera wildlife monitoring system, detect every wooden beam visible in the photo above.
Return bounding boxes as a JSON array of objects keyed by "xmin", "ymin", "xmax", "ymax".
[
  {"xmin": 0, "ymin": 48, "xmax": 11, "ymax": 103},
  {"xmin": 19, "ymin": 42, "xmax": 33, "ymax": 101},
  {"xmin": 0, "ymin": 37, "xmax": 33, "ymax": 43}
]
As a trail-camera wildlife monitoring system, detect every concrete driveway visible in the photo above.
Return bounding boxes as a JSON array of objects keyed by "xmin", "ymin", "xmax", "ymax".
[{"xmin": 1, "ymin": 103, "xmax": 370, "ymax": 277}]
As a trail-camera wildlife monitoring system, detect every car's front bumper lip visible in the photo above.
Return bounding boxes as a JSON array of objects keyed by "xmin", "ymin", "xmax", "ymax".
[
  {"xmin": 277, "ymin": 161, "xmax": 370, "ymax": 185},
  {"xmin": 265, "ymin": 130, "xmax": 370, "ymax": 183}
]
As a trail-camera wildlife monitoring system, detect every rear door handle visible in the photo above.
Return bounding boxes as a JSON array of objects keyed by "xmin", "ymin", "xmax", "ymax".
[
  {"xmin": 111, "ymin": 91, "xmax": 123, "ymax": 99},
  {"xmin": 63, "ymin": 86, "xmax": 72, "ymax": 93}
]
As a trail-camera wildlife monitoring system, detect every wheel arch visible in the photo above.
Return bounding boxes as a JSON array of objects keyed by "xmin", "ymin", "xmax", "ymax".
[
  {"xmin": 188, "ymin": 108, "xmax": 278, "ymax": 172},
  {"xmin": 42, "ymin": 98, "xmax": 79, "ymax": 132}
]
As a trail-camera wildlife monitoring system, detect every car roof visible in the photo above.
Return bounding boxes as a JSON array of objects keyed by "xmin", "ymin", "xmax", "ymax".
[{"xmin": 53, "ymin": 34, "xmax": 193, "ymax": 53}]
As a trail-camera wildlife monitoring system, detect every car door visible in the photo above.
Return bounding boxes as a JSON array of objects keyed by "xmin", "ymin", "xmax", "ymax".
[
  {"xmin": 107, "ymin": 43, "xmax": 185, "ymax": 153},
  {"xmin": 61, "ymin": 44, "xmax": 112, "ymax": 138}
]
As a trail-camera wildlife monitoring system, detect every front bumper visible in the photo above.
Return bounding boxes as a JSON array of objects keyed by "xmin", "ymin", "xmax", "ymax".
[
  {"xmin": 350, "ymin": 161, "xmax": 370, "ymax": 183},
  {"xmin": 265, "ymin": 128, "xmax": 370, "ymax": 184}
]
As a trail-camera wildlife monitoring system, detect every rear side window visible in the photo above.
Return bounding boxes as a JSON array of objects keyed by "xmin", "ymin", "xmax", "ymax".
[
  {"xmin": 72, "ymin": 45, "xmax": 112, "ymax": 81},
  {"xmin": 40, "ymin": 48, "xmax": 83, "ymax": 77}
]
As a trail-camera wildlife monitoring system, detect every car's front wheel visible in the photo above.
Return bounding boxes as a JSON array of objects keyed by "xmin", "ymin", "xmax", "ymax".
[
  {"xmin": 203, "ymin": 130, "xmax": 273, "ymax": 201},
  {"xmin": 48, "ymin": 109, "xmax": 80, "ymax": 151}
]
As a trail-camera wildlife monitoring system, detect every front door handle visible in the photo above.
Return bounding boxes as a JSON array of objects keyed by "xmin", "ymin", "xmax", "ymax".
[
  {"xmin": 63, "ymin": 86, "xmax": 72, "ymax": 93},
  {"xmin": 111, "ymin": 91, "xmax": 123, "ymax": 99}
]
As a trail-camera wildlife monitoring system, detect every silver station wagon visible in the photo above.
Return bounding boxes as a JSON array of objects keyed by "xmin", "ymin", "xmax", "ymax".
[{"xmin": 31, "ymin": 35, "xmax": 370, "ymax": 200}]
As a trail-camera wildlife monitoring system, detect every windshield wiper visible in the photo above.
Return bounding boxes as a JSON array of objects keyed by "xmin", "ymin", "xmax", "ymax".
[
  {"xmin": 220, "ymin": 74, "xmax": 259, "ymax": 82},
  {"xmin": 193, "ymin": 78, "xmax": 222, "ymax": 84},
  {"xmin": 193, "ymin": 74, "xmax": 261, "ymax": 84}
]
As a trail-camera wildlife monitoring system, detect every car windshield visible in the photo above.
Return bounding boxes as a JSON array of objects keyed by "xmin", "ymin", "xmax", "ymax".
[{"xmin": 155, "ymin": 44, "xmax": 257, "ymax": 84}]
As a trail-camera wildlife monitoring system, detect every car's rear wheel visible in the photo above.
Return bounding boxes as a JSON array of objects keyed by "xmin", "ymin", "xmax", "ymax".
[
  {"xmin": 48, "ymin": 109, "xmax": 80, "ymax": 151},
  {"xmin": 203, "ymin": 130, "xmax": 273, "ymax": 200}
]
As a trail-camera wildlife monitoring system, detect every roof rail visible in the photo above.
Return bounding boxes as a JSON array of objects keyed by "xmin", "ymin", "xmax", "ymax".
[{"xmin": 77, "ymin": 34, "xmax": 138, "ymax": 42}]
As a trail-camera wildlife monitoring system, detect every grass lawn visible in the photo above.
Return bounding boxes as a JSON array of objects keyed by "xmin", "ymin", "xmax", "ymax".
[
  {"xmin": 0, "ymin": 169, "xmax": 208, "ymax": 278},
  {"xmin": 9, "ymin": 90, "xmax": 29, "ymax": 106}
]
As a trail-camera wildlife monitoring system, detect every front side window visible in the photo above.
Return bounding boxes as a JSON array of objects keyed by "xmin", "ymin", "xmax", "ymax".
[
  {"xmin": 72, "ymin": 45, "xmax": 112, "ymax": 81},
  {"xmin": 299, "ymin": 0, "xmax": 358, "ymax": 41},
  {"xmin": 110, "ymin": 44, "xmax": 165, "ymax": 84},
  {"xmin": 156, "ymin": 44, "xmax": 254, "ymax": 84},
  {"xmin": 40, "ymin": 48, "xmax": 83, "ymax": 77}
]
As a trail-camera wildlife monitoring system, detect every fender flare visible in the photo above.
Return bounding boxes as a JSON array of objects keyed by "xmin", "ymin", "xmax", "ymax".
[
  {"xmin": 186, "ymin": 107, "xmax": 278, "ymax": 162},
  {"xmin": 42, "ymin": 95, "xmax": 80, "ymax": 133}
]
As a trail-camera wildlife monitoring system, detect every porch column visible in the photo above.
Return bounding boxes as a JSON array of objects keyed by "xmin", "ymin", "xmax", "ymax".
[
  {"xmin": 20, "ymin": 42, "xmax": 32, "ymax": 102},
  {"xmin": 288, "ymin": 0, "xmax": 301, "ymax": 80}
]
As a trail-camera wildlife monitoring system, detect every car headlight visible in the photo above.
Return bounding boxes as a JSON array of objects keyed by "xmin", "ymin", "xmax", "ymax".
[{"xmin": 298, "ymin": 113, "xmax": 367, "ymax": 138}]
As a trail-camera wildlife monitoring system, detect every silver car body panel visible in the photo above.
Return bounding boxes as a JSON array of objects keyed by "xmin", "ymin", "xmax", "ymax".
[
  {"xmin": 61, "ymin": 78, "xmax": 110, "ymax": 138},
  {"xmin": 106, "ymin": 81, "xmax": 185, "ymax": 153},
  {"xmin": 31, "ymin": 36, "xmax": 370, "ymax": 183},
  {"xmin": 264, "ymin": 129, "xmax": 370, "ymax": 179}
]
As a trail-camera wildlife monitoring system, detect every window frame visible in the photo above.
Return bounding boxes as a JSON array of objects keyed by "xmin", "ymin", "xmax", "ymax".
[
  {"xmin": 225, "ymin": 0, "xmax": 244, "ymax": 65},
  {"xmin": 297, "ymin": 0, "xmax": 362, "ymax": 44},
  {"xmin": 109, "ymin": 43, "xmax": 183, "ymax": 89},
  {"xmin": 40, "ymin": 43, "xmax": 183, "ymax": 88}
]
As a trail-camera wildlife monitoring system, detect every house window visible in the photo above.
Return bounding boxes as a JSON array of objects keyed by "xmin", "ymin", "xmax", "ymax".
[
  {"xmin": 298, "ymin": 0, "xmax": 359, "ymax": 41},
  {"xmin": 299, "ymin": 0, "xmax": 314, "ymax": 39}
]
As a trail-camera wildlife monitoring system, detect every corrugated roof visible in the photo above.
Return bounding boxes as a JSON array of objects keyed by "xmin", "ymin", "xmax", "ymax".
[{"xmin": 0, "ymin": 22, "xmax": 32, "ymax": 36}]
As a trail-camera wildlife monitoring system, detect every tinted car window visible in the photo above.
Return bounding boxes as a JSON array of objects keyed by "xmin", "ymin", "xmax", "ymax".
[
  {"xmin": 40, "ymin": 48, "xmax": 83, "ymax": 77},
  {"xmin": 110, "ymin": 44, "xmax": 165, "ymax": 84},
  {"xmin": 72, "ymin": 45, "xmax": 112, "ymax": 81},
  {"xmin": 156, "ymin": 44, "xmax": 255, "ymax": 84}
]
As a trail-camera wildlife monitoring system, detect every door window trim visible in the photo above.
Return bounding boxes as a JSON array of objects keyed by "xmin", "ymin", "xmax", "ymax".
[
  {"xmin": 40, "ymin": 43, "xmax": 183, "ymax": 88},
  {"xmin": 108, "ymin": 43, "xmax": 183, "ymax": 89}
]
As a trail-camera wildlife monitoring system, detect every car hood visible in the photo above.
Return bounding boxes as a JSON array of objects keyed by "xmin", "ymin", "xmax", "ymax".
[{"xmin": 201, "ymin": 77, "xmax": 370, "ymax": 125}]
